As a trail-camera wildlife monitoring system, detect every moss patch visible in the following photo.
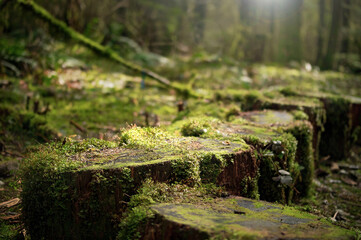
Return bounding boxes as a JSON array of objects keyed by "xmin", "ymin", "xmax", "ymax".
[{"xmin": 148, "ymin": 197, "xmax": 355, "ymax": 240}]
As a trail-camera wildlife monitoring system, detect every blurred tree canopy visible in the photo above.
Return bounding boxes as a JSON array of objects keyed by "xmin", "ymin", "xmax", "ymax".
[{"xmin": 0, "ymin": 0, "xmax": 360, "ymax": 72}]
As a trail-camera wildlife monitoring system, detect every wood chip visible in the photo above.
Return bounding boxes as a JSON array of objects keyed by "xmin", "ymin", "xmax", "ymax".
[
  {"xmin": 341, "ymin": 177, "xmax": 357, "ymax": 186},
  {"xmin": 0, "ymin": 198, "xmax": 21, "ymax": 208}
]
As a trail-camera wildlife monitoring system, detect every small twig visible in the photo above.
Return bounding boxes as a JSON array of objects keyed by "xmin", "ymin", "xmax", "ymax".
[{"xmin": 70, "ymin": 120, "xmax": 87, "ymax": 134}]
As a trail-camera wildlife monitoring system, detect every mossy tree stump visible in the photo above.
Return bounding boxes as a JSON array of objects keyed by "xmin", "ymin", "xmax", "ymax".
[
  {"xmin": 170, "ymin": 117, "xmax": 300, "ymax": 203},
  {"xmin": 278, "ymin": 89, "xmax": 361, "ymax": 160},
  {"xmin": 214, "ymin": 90, "xmax": 325, "ymax": 163},
  {"xmin": 237, "ymin": 110, "xmax": 314, "ymax": 198},
  {"xmin": 142, "ymin": 197, "xmax": 354, "ymax": 240},
  {"xmin": 21, "ymin": 128, "xmax": 257, "ymax": 239}
]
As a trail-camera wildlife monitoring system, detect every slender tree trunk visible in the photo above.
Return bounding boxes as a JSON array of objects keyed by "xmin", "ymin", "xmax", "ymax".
[
  {"xmin": 239, "ymin": 0, "xmax": 250, "ymax": 25},
  {"xmin": 277, "ymin": 0, "xmax": 303, "ymax": 62},
  {"xmin": 316, "ymin": 0, "xmax": 325, "ymax": 65},
  {"xmin": 193, "ymin": 0, "xmax": 206, "ymax": 45},
  {"xmin": 341, "ymin": 0, "xmax": 351, "ymax": 53},
  {"xmin": 322, "ymin": 0, "xmax": 342, "ymax": 70}
]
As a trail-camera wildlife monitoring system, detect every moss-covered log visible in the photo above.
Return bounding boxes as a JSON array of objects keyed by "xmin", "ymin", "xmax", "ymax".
[{"xmin": 15, "ymin": 0, "xmax": 194, "ymax": 96}]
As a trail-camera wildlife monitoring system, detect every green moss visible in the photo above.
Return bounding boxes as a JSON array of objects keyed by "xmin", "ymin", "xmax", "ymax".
[
  {"xmin": 120, "ymin": 126, "xmax": 171, "ymax": 149},
  {"xmin": 199, "ymin": 152, "xmax": 228, "ymax": 184},
  {"xmin": 22, "ymin": 128, "xmax": 254, "ymax": 239},
  {"xmin": 0, "ymin": 103, "xmax": 56, "ymax": 143},
  {"xmin": 117, "ymin": 180, "xmax": 229, "ymax": 240},
  {"xmin": 171, "ymin": 153, "xmax": 201, "ymax": 185},
  {"xmin": 240, "ymin": 175, "xmax": 260, "ymax": 199},
  {"xmin": 254, "ymin": 133, "xmax": 297, "ymax": 204},
  {"xmin": 243, "ymin": 91, "xmax": 264, "ymax": 111},
  {"xmin": 284, "ymin": 121, "xmax": 314, "ymax": 198},
  {"xmin": 181, "ymin": 119, "xmax": 213, "ymax": 137},
  {"xmin": 148, "ymin": 197, "xmax": 355, "ymax": 239},
  {"xmin": 170, "ymin": 117, "xmax": 300, "ymax": 202},
  {"xmin": 0, "ymin": 221, "xmax": 19, "ymax": 240},
  {"xmin": 177, "ymin": 117, "xmax": 221, "ymax": 137},
  {"xmin": 21, "ymin": 146, "xmax": 134, "ymax": 239},
  {"xmin": 319, "ymin": 96, "xmax": 351, "ymax": 160},
  {"xmin": 117, "ymin": 206, "xmax": 154, "ymax": 240},
  {"xmin": 291, "ymin": 110, "xmax": 309, "ymax": 121}
]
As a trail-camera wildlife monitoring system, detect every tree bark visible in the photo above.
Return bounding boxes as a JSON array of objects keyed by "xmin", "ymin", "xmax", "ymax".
[
  {"xmin": 341, "ymin": 0, "xmax": 351, "ymax": 53},
  {"xmin": 316, "ymin": 0, "xmax": 325, "ymax": 65},
  {"xmin": 322, "ymin": 0, "xmax": 342, "ymax": 70},
  {"xmin": 193, "ymin": 0, "xmax": 206, "ymax": 45},
  {"xmin": 277, "ymin": 0, "xmax": 303, "ymax": 63}
]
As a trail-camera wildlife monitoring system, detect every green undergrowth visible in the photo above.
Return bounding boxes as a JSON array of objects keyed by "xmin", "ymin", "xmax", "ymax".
[{"xmin": 0, "ymin": 103, "xmax": 57, "ymax": 147}]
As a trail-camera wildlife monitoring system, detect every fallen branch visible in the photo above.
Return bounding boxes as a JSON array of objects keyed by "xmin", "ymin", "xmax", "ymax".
[
  {"xmin": 70, "ymin": 120, "xmax": 87, "ymax": 134},
  {"xmin": 16, "ymin": 0, "xmax": 196, "ymax": 97}
]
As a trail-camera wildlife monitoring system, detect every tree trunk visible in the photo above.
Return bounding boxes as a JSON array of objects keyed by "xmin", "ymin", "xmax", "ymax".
[
  {"xmin": 277, "ymin": 0, "xmax": 303, "ymax": 63},
  {"xmin": 322, "ymin": 0, "xmax": 342, "ymax": 70},
  {"xmin": 341, "ymin": 0, "xmax": 351, "ymax": 53},
  {"xmin": 193, "ymin": 0, "xmax": 206, "ymax": 45},
  {"xmin": 316, "ymin": 0, "xmax": 325, "ymax": 66},
  {"xmin": 239, "ymin": 0, "xmax": 251, "ymax": 25}
]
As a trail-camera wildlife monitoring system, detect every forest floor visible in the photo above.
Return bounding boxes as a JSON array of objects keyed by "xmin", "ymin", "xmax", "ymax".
[{"xmin": 1, "ymin": 43, "xmax": 361, "ymax": 239}]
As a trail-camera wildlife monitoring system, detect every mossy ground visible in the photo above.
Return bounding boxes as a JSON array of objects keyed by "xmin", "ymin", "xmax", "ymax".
[{"xmin": 1, "ymin": 41, "xmax": 361, "ymax": 239}]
